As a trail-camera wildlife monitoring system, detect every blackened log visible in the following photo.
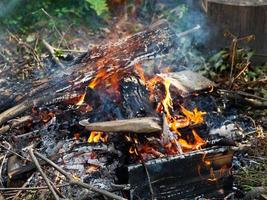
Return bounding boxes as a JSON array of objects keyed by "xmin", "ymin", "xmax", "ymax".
[
  {"xmin": 0, "ymin": 21, "xmax": 175, "ymax": 126},
  {"xmin": 120, "ymin": 76, "xmax": 155, "ymax": 118},
  {"xmin": 124, "ymin": 147, "xmax": 234, "ymax": 200}
]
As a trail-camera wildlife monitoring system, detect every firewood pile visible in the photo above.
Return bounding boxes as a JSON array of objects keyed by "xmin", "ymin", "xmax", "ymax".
[{"xmin": 0, "ymin": 21, "xmax": 257, "ymax": 200}]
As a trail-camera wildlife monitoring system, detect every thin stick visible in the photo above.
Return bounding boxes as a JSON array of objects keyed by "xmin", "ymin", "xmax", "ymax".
[
  {"xmin": 219, "ymin": 89, "xmax": 267, "ymax": 101},
  {"xmin": 55, "ymin": 49, "xmax": 87, "ymax": 53},
  {"xmin": 0, "ymin": 183, "xmax": 69, "ymax": 191},
  {"xmin": 0, "ymin": 142, "xmax": 29, "ymax": 161},
  {"xmin": 141, "ymin": 160, "xmax": 154, "ymax": 200},
  {"xmin": 34, "ymin": 150, "xmax": 127, "ymax": 200},
  {"xmin": 49, "ymin": 181, "xmax": 66, "ymax": 199},
  {"xmin": 233, "ymin": 62, "xmax": 250, "ymax": 82},
  {"xmin": 28, "ymin": 149, "xmax": 59, "ymax": 200},
  {"xmin": 42, "ymin": 39, "xmax": 65, "ymax": 69}
]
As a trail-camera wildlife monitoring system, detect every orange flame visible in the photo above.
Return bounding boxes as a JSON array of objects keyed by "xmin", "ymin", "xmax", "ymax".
[
  {"xmin": 134, "ymin": 63, "xmax": 146, "ymax": 82},
  {"xmin": 180, "ymin": 106, "xmax": 206, "ymax": 125},
  {"xmin": 85, "ymin": 61, "xmax": 208, "ymax": 157},
  {"xmin": 178, "ymin": 130, "xmax": 206, "ymax": 151},
  {"xmin": 88, "ymin": 66, "xmax": 123, "ymax": 96},
  {"xmin": 158, "ymin": 76, "xmax": 206, "ymax": 153}
]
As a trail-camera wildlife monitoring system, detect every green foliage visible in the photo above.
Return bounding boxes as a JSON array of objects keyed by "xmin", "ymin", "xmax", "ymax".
[
  {"xmin": 200, "ymin": 48, "xmax": 255, "ymax": 79},
  {"xmin": 0, "ymin": 0, "xmax": 110, "ymax": 33},
  {"xmin": 86, "ymin": 0, "xmax": 109, "ymax": 16}
]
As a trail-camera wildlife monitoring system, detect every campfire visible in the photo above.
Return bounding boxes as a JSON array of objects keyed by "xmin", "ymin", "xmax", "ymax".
[{"xmin": 0, "ymin": 21, "xmax": 255, "ymax": 200}]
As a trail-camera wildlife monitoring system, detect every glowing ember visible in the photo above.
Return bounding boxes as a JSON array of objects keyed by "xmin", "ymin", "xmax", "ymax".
[
  {"xmin": 76, "ymin": 93, "xmax": 86, "ymax": 106},
  {"xmin": 134, "ymin": 63, "xmax": 146, "ymax": 82}
]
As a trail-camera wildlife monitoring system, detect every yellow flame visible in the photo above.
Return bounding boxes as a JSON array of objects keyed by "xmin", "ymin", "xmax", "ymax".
[
  {"xmin": 162, "ymin": 78, "xmax": 173, "ymax": 118},
  {"xmin": 88, "ymin": 131, "xmax": 108, "ymax": 143}
]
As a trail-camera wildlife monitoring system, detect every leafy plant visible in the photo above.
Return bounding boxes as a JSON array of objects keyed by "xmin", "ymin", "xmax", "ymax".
[
  {"xmin": 199, "ymin": 47, "xmax": 255, "ymax": 81},
  {"xmin": 86, "ymin": 0, "xmax": 109, "ymax": 16}
]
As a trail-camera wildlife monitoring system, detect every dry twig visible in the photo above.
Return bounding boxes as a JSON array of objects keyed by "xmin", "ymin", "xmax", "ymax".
[
  {"xmin": 28, "ymin": 148, "xmax": 60, "ymax": 200},
  {"xmin": 42, "ymin": 39, "xmax": 65, "ymax": 69}
]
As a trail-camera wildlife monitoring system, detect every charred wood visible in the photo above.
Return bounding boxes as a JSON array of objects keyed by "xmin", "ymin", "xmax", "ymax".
[
  {"xmin": 120, "ymin": 76, "xmax": 155, "ymax": 118},
  {"xmin": 0, "ymin": 21, "xmax": 176, "ymax": 126},
  {"xmin": 125, "ymin": 147, "xmax": 234, "ymax": 200}
]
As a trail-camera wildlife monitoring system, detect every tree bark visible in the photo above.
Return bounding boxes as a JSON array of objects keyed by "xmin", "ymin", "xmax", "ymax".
[{"xmin": 201, "ymin": 0, "xmax": 267, "ymax": 55}]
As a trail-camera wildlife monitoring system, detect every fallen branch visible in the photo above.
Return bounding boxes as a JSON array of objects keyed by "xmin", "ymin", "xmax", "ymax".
[
  {"xmin": 218, "ymin": 89, "xmax": 267, "ymax": 108},
  {"xmin": 34, "ymin": 150, "xmax": 127, "ymax": 200},
  {"xmin": 0, "ymin": 94, "xmax": 60, "ymax": 126},
  {"xmin": 0, "ymin": 102, "xmax": 34, "ymax": 127},
  {"xmin": 0, "ymin": 116, "xmax": 32, "ymax": 135}
]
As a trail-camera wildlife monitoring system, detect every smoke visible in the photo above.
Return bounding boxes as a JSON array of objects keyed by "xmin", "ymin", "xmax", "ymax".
[
  {"xmin": 151, "ymin": 0, "xmax": 209, "ymax": 72},
  {"xmin": 173, "ymin": 1, "xmax": 209, "ymax": 71}
]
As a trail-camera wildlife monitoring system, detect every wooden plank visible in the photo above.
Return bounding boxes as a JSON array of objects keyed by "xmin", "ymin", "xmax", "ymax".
[
  {"xmin": 159, "ymin": 70, "xmax": 216, "ymax": 97},
  {"xmin": 79, "ymin": 117, "xmax": 162, "ymax": 133}
]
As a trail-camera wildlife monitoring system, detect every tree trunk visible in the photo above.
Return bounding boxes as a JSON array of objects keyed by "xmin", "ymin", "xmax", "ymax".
[{"xmin": 201, "ymin": 0, "xmax": 267, "ymax": 56}]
